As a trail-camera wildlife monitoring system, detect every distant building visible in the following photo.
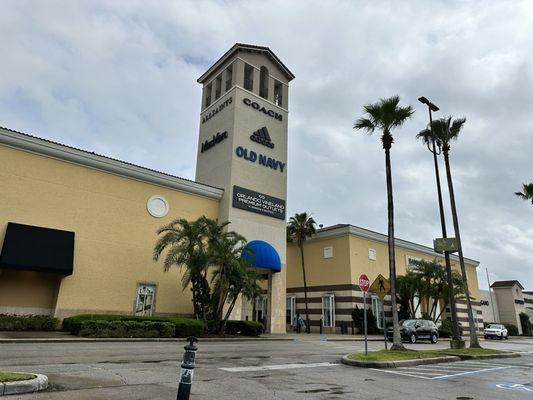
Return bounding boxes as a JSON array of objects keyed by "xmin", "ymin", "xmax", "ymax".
[{"xmin": 481, "ymin": 280, "xmax": 533, "ymax": 334}]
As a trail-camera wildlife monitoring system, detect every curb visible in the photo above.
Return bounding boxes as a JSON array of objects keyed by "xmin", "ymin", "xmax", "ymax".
[
  {"xmin": 0, "ymin": 337, "xmax": 295, "ymax": 344},
  {"xmin": 1, "ymin": 374, "xmax": 48, "ymax": 396},
  {"xmin": 449, "ymin": 352, "xmax": 521, "ymax": 360},
  {"xmin": 341, "ymin": 355, "xmax": 460, "ymax": 368}
]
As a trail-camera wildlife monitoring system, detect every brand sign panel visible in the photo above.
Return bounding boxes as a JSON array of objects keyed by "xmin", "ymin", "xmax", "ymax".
[{"xmin": 232, "ymin": 186, "xmax": 285, "ymax": 220}]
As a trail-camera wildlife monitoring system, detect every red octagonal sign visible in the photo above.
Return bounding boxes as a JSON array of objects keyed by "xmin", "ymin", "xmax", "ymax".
[{"xmin": 359, "ymin": 274, "xmax": 370, "ymax": 292}]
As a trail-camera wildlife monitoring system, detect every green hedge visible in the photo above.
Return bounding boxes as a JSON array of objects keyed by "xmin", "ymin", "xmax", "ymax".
[
  {"xmin": 0, "ymin": 314, "xmax": 59, "ymax": 331},
  {"xmin": 79, "ymin": 320, "xmax": 174, "ymax": 338},
  {"xmin": 224, "ymin": 320, "xmax": 264, "ymax": 337},
  {"xmin": 438, "ymin": 319, "xmax": 452, "ymax": 338},
  {"xmin": 62, "ymin": 314, "xmax": 204, "ymax": 337}
]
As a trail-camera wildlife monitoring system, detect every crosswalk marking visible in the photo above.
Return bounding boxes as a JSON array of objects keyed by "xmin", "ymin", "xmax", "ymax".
[{"xmin": 220, "ymin": 362, "xmax": 339, "ymax": 372}]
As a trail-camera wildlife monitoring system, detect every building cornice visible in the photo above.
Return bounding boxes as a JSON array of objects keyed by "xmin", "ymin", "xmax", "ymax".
[
  {"xmin": 0, "ymin": 126, "xmax": 224, "ymax": 200},
  {"xmin": 301, "ymin": 224, "xmax": 480, "ymax": 267}
]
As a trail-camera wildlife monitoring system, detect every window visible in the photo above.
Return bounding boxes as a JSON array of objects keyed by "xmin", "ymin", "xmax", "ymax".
[
  {"xmin": 286, "ymin": 296, "xmax": 296, "ymax": 326},
  {"xmin": 204, "ymin": 84, "xmax": 212, "ymax": 108},
  {"xmin": 274, "ymin": 80, "xmax": 283, "ymax": 106},
  {"xmin": 244, "ymin": 63, "xmax": 254, "ymax": 91},
  {"xmin": 259, "ymin": 66, "xmax": 269, "ymax": 99},
  {"xmin": 323, "ymin": 246, "xmax": 333, "ymax": 259},
  {"xmin": 254, "ymin": 296, "xmax": 267, "ymax": 322},
  {"xmin": 371, "ymin": 296, "xmax": 384, "ymax": 329},
  {"xmin": 135, "ymin": 284, "xmax": 156, "ymax": 316},
  {"xmin": 225, "ymin": 64, "xmax": 233, "ymax": 91},
  {"xmin": 368, "ymin": 248, "xmax": 377, "ymax": 261},
  {"xmin": 322, "ymin": 294, "xmax": 335, "ymax": 327},
  {"xmin": 215, "ymin": 74, "xmax": 222, "ymax": 99}
]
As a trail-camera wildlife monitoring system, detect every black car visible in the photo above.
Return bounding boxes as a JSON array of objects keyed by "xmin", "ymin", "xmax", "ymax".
[{"xmin": 387, "ymin": 319, "xmax": 439, "ymax": 344}]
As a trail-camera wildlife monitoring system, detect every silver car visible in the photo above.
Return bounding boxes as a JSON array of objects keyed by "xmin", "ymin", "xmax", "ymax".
[{"xmin": 484, "ymin": 323, "xmax": 508, "ymax": 340}]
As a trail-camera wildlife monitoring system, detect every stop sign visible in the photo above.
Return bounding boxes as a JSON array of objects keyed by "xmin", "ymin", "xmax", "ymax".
[{"xmin": 359, "ymin": 274, "xmax": 370, "ymax": 292}]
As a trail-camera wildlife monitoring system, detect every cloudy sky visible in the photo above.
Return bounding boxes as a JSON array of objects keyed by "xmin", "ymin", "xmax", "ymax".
[{"xmin": 1, "ymin": 1, "xmax": 532, "ymax": 289}]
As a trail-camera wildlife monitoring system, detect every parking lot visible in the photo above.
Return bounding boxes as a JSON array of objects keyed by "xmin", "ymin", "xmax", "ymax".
[{"xmin": 0, "ymin": 337, "xmax": 532, "ymax": 399}]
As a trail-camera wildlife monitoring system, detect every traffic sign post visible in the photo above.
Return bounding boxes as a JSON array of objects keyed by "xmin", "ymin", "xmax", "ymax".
[
  {"xmin": 370, "ymin": 274, "xmax": 390, "ymax": 350},
  {"xmin": 359, "ymin": 274, "xmax": 370, "ymax": 356}
]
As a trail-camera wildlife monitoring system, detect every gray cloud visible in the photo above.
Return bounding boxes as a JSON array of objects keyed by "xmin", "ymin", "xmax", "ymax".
[{"xmin": 1, "ymin": 0, "xmax": 532, "ymax": 289}]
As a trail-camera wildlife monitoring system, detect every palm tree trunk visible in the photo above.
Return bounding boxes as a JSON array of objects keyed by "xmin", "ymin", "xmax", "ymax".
[
  {"xmin": 383, "ymin": 137, "xmax": 404, "ymax": 350},
  {"xmin": 443, "ymin": 150, "xmax": 480, "ymax": 348},
  {"xmin": 300, "ymin": 245, "xmax": 311, "ymax": 333},
  {"xmin": 430, "ymin": 136, "xmax": 461, "ymax": 341}
]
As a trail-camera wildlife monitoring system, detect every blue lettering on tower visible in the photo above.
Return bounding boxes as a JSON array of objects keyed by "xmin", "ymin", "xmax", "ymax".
[{"xmin": 235, "ymin": 146, "xmax": 285, "ymax": 173}]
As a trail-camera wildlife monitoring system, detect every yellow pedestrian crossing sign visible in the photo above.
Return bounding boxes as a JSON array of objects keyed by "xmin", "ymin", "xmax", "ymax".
[{"xmin": 370, "ymin": 274, "xmax": 390, "ymax": 300}]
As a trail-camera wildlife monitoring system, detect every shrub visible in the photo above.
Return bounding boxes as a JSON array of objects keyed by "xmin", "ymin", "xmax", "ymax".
[
  {"xmin": 0, "ymin": 314, "xmax": 59, "ymax": 331},
  {"xmin": 503, "ymin": 323, "xmax": 519, "ymax": 336},
  {"xmin": 78, "ymin": 320, "xmax": 174, "ymax": 338},
  {"xmin": 62, "ymin": 314, "xmax": 204, "ymax": 337},
  {"xmin": 224, "ymin": 320, "xmax": 264, "ymax": 337},
  {"xmin": 351, "ymin": 306, "xmax": 378, "ymax": 334},
  {"xmin": 438, "ymin": 319, "xmax": 452, "ymax": 338}
]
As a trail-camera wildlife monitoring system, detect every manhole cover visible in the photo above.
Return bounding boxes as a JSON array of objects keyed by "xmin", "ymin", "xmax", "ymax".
[{"xmin": 456, "ymin": 397, "xmax": 473, "ymax": 400}]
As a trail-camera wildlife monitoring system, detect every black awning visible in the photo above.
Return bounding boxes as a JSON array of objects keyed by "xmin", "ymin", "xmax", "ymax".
[{"xmin": 0, "ymin": 222, "xmax": 74, "ymax": 276}]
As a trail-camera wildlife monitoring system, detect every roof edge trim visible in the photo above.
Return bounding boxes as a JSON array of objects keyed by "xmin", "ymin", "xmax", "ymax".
[
  {"xmin": 198, "ymin": 43, "xmax": 295, "ymax": 84},
  {"xmin": 297, "ymin": 224, "xmax": 480, "ymax": 267}
]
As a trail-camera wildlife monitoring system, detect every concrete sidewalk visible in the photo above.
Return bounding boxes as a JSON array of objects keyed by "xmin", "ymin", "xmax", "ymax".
[{"xmin": 0, "ymin": 330, "xmax": 389, "ymax": 343}]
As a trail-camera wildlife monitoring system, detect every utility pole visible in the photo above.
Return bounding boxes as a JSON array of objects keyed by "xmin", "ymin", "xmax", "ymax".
[{"xmin": 418, "ymin": 96, "xmax": 463, "ymax": 348}]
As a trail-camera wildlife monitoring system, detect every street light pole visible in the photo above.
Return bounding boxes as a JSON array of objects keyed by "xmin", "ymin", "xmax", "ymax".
[{"xmin": 418, "ymin": 96, "xmax": 463, "ymax": 347}]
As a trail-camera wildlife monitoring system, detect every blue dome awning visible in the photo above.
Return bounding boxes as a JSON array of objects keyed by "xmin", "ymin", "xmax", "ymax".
[{"xmin": 242, "ymin": 240, "xmax": 281, "ymax": 273}]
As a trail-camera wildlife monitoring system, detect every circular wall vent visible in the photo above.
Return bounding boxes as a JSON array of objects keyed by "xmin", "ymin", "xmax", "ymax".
[{"xmin": 147, "ymin": 195, "xmax": 169, "ymax": 218}]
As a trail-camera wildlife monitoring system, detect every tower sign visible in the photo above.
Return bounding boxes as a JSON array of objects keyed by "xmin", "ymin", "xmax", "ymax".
[{"xmin": 195, "ymin": 44, "xmax": 294, "ymax": 333}]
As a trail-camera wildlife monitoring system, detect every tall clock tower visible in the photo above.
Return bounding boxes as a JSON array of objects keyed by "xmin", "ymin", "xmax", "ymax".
[{"xmin": 195, "ymin": 44, "xmax": 294, "ymax": 333}]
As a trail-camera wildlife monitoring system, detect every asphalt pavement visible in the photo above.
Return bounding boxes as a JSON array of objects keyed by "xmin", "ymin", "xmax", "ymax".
[{"xmin": 0, "ymin": 336, "xmax": 532, "ymax": 399}]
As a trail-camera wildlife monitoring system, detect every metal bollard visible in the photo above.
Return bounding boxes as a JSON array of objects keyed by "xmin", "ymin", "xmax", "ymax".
[{"xmin": 177, "ymin": 336, "xmax": 198, "ymax": 400}]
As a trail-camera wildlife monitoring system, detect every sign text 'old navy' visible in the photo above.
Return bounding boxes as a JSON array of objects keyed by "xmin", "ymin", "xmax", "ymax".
[{"xmin": 235, "ymin": 146, "xmax": 285, "ymax": 173}]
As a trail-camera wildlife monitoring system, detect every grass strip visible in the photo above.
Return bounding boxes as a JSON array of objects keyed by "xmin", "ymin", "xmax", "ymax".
[
  {"xmin": 0, "ymin": 372, "xmax": 36, "ymax": 383},
  {"xmin": 347, "ymin": 347, "xmax": 511, "ymax": 362}
]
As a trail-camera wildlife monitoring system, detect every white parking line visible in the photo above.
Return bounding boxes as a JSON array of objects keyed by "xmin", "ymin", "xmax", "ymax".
[
  {"xmin": 219, "ymin": 362, "xmax": 339, "ymax": 372},
  {"xmin": 432, "ymin": 365, "xmax": 515, "ymax": 380},
  {"xmin": 372, "ymin": 362, "xmax": 516, "ymax": 380}
]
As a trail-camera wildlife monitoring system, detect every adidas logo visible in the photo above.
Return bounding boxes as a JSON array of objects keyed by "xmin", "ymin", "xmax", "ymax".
[{"xmin": 250, "ymin": 127, "xmax": 274, "ymax": 149}]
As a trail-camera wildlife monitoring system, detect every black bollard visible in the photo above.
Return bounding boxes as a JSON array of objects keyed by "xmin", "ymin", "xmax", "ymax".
[{"xmin": 177, "ymin": 336, "xmax": 198, "ymax": 400}]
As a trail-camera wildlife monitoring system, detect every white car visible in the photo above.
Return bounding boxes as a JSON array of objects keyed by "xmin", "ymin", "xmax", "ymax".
[{"xmin": 484, "ymin": 324, "xmax": 508, "ymax": 340}]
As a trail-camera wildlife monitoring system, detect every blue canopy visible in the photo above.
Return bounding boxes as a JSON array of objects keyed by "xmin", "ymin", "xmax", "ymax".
[{"xmin": 242, "ymin": 240, "xmax": 281, "ymax": 272}]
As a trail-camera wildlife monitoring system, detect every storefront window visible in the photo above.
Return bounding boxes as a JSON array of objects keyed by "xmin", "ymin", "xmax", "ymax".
[
  {"xmin": 322, "ymin": 294, "xmax": 335, "ymax": 327},
  {"xmin": 135, "ymin": 284, "xmax": 155, "ymax": 316},
  {"xmin": 286, "ymin": 296, "xmax": 296, "ymax": 326},
  {"xmin": 254, "ymin": 296, "xmax": 267, "ymax": 323}
]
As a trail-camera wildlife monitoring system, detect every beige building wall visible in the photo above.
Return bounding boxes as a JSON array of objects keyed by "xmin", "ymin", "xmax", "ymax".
[
  {"xmin": 0, "ymin": 144, "xmax": 220, "ymax": 319},
  {"xmin": 287, "ymin": 225, "xmax": 482, "ymax": 333}
]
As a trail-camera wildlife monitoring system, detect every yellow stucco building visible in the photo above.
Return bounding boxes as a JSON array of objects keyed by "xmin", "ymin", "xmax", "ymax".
[{"xmin": 286, "ymin": 224, "xmax": 483, "ymax": 333}]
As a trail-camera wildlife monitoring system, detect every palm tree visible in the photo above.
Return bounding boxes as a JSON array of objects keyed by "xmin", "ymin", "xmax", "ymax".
[
  {"xmin": 424, "ymin": 116, "xmax": 481, "ymax": 348},
  {"xmin": 207, "ymin": 227, "xmax": 261, "ymax": 333},
  {"xmin": 287, "ymin": 212, "xmax": 317, "ymax": 333},
  {"xmin": 153, "ymin": 218, "xmax": 210, "ymax": 320},
  {"xmin": 354, "ymin": 95, "xmax": 414, "ymax": 350},
  {"xmin": 417, "ymin": 126, "xmax": 462, "ymax": 343},
  {"xmin": 515, "ymin": 183, "xmax": 533, "ymax": 205}
]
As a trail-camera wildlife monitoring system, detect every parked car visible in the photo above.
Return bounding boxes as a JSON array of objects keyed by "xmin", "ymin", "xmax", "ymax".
[
  {"xmin": 387, "ymin": 319, "xmax": 439, "ymax": 344},
  {"xmin": 484, "ymin": 324, "xmax": 508, "ymax": 340}
]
